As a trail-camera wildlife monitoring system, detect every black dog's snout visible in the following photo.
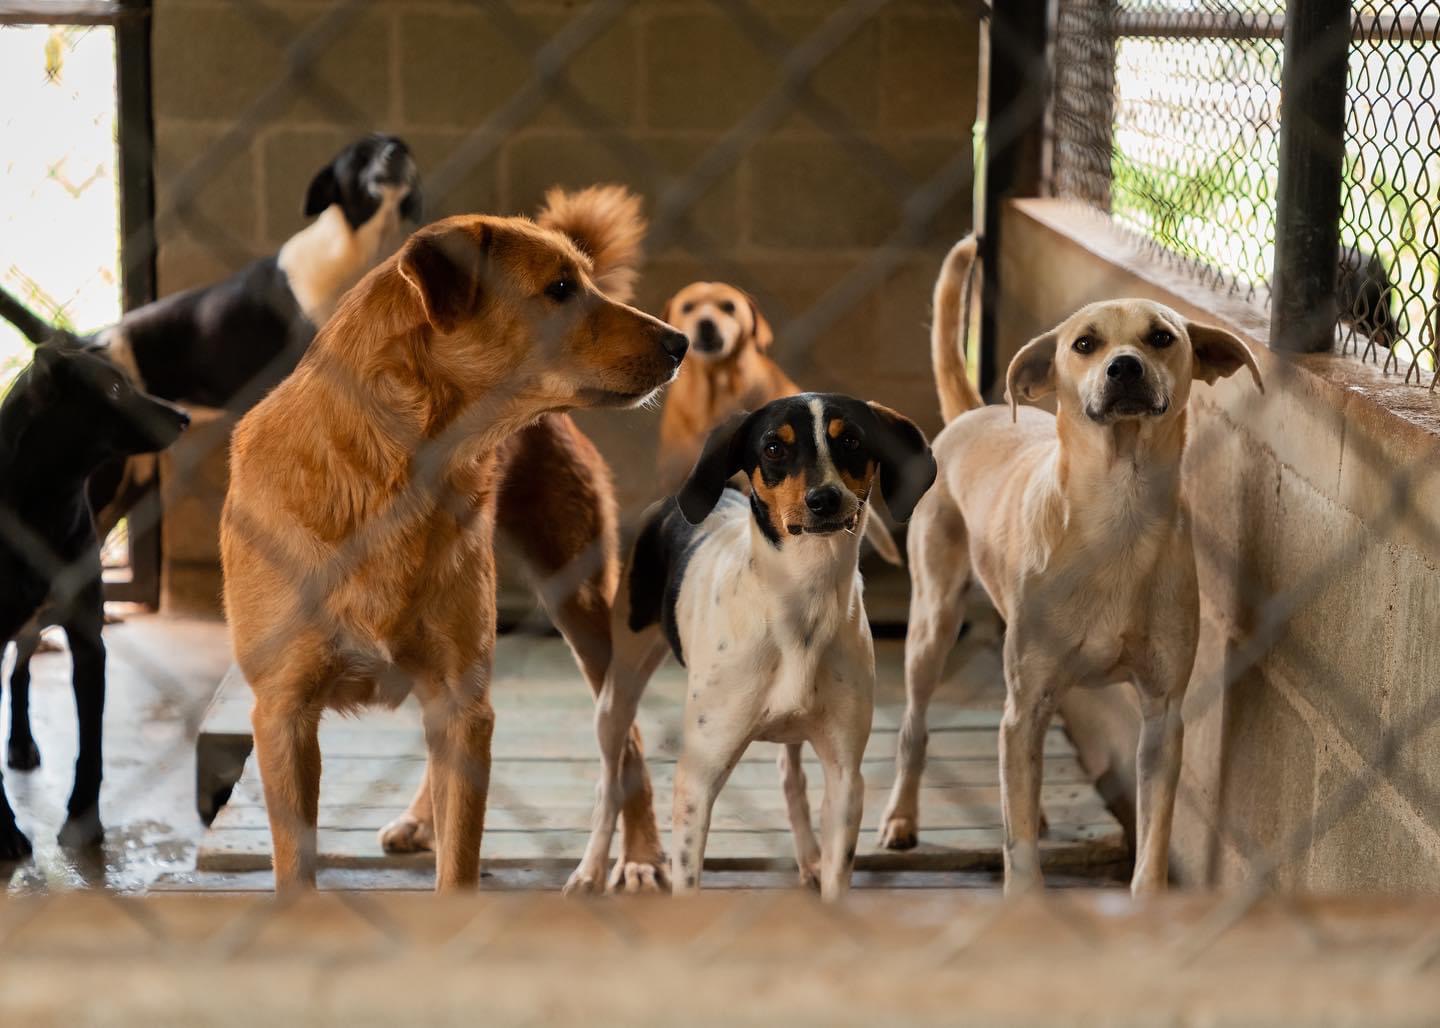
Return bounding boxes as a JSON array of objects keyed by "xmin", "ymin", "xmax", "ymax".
[
  {"xmin": 805, "ymin": 485, "xmax": 843, "ymax": 517},
  {"xmin": 660, "ymin": 328, "xmax": 689, "ymax": 363},
  {"xmin": 1107, "ymin": 354, "xmax": 1144, "ymax": 383}
]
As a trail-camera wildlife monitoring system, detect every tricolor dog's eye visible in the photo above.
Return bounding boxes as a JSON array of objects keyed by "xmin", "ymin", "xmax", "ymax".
[
  {"xmin": 544, "ymin": 277, "xmax": 576, "ymax": 303},
  {"xmin": 762, "ymin": 438, "xmax": 787, "ymax": 462},
  {"xmin": 718, "ymin": 300, "xmax": 735, "ymax": 315},
  {"xmin": 1072, "ymin": 335, "xmax": 1098, "ymax": 355},
  {"xmin": 1146, "ymin": 328, "xmax": 1175, "ymax": 349},
  {"xmin": 840, "ymin": 433, "xmax": 861, "ymax": 453}
]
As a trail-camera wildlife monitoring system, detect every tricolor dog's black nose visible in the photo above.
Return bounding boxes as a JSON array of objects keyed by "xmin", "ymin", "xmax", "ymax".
[
  {"xmin": 661, "ymin": 328, "xmax": 689, "ymax": 364},
  {"xmin": 1107, "ymin": 354, "xmax": 1144, "ymax": 383},
  {"xmin": 805, "ymin": 485, "xmax": 843, "ymax": 517}
]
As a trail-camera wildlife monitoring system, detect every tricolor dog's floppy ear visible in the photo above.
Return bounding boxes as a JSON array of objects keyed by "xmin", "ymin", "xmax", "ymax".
[
  {"xmin": 303, "ymin": 164, "xmax": 339, "ymax": 218},
  {"xmin": 1005, "ymin": 330, "xmax": 1058, "ymax": 422},
  {"xmin": 677, "ymin": 410, "xmax": 750, "ymax": 525},
  {"xmin": 742, "ymin": 290, "xmax": 774, "ymax": 352},
  {"xmin": 397, "ymin": 223, "xmax": 489, "ymax": 334},
  {"xmin": 1189, "ymin": 321, "xmax": 1264, "ymax": 393},
  {"xmin": 865, "ymin": 402, "xmax": 936, "ymax": 523}
]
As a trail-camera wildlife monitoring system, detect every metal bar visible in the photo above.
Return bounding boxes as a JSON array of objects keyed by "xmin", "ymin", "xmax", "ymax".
[
  {"xmin": 980, "ymin": 0, "xmax": 1051, "ymax": 394},
  {"xmin": 1114, "ymin": 10, "xmax": 1438, "ymax": 42},
  {"xmin": 113, "ymin": 0, "xmax": 161, "ymax": 607},
  {"xmin": 0, "ymin": 1, "xmax": 138, "ymax": 25},
  {"xmin": 1270, "ymin": 0, "xmax": 1350, "ymax": 353}
]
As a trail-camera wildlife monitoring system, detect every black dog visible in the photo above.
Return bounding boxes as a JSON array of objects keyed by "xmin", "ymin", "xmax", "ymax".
[
  {"xmin": 0, "ymin": 344, "xmax": 190, "ymax": 857},
  {"xmin": 0, "ymin": 135, "xmax": 420, "ymax": 774}
]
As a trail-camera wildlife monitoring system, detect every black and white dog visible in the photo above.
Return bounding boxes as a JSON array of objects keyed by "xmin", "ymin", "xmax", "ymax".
[
  {"xmin": 0, "ymin": 345, "xmax": 190, "ymax": 857},
  {"xmin": 566, "ymin": 394, "xmax": 936, "ymax": 900},
  {"xmin": 0, "ymin": 133, "xmax": 421, "ymax": 776}
]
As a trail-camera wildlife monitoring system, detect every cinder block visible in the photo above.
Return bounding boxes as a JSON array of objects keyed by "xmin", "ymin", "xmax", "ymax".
[
  {"xmin": 153, "ymin": 5, "xmax": 391, "ymax": 124},
  {"xmin": 402, "ymin": 129, "xmax": 503, "ymax": 221},
  {"xmin": 770, "ymin": 14, "xmax": 881, "ymax": 133},
  {"xmin": 1381, "ymin": 547, "xmax": 1440, "ymax": 832},
  {"xmin": 159, "ymin": 408, "xmax": 233, "ymax": 567},
  {"xmin": 642, "ymin": 11, "xmax": 774, "ymax": 132},
  {"xmin": 155, "ymin": 239, "xmax": 253, "ymax": 301},
  {"xmin": 879, "ymin": 11, "xmax": 980, "ymax": 135},
  {"xmin": 502, "ymin": 134, "xmax": 740, "ymax": 249},
  {"xmin": 261, "ymin": 127, "xmax": 351, "ymax": 245},
  {"xmin": 1215, "ymin": 660, "xmax": 1318, "ymax": 890},
  {"xmin": 1306, "ymin": 756, "xmax": 1440, "ymax": 893},
  {"xmin": 154, "ymin": 123, "xmax": 261, "ymax": 260}
]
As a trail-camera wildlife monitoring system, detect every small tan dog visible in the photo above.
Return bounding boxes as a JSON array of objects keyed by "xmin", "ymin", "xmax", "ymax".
[
  {"xmin": 657, "ymin": 281, "xmax": 902, "ymax": 564},
  {"xmin": 879, "ymin": 237, "xmax": 1263, "ymax": 895},
  {"xmin": 221, "ymin": 188, "xmax": 687, "ymax": 892}
]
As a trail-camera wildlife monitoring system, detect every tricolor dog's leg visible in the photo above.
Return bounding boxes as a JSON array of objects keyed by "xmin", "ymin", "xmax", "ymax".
[
  {"xmin": 670, "ymin": 721, "xmax": 748, "ymax": 896},
  {"xmin": 565, "ymin": 622, "xmax": 667, "ymax": 895},
  {"xmin": 999, "ymin": 642, "xmax": 1063, "ymax": 896},
  {"xmin": 418, "ymin": 659, "xmax": 495, "ymax": 891},
  {"xmin": 1132, "ymin": 687, "xmax": 1185, "ymax": 895},
  {"xmin": 811, "ymin": 725, "xmax": 866, "ymax": 902},
  {"xmin": 880, "ymin": 487, "xmax": 969, "ymax": 850},
  {"xmin": 778, "ymin": 743, "xmax": 821, "ymax": 888}
]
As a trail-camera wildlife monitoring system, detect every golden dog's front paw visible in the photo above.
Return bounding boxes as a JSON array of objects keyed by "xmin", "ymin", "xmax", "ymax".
[
  {"xmin": 378, "ymin": 813, "xmax": 433, "ymax": 854},
  {"xmin": 608, "ymin": 857, "xmax": 670, "ymax": 894},
  {"xmin": 877, "ymin": 813, "xmax": 919, "ymax": 851}
]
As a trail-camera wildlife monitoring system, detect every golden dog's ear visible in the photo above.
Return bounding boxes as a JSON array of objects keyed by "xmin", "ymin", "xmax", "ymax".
[
  {"xmin": 743, "ymin": 291, "xmax": 774, "ymax": 351},
  {"xmin": 397, "ymin": 223, "xmax": 488, "ymax": 334},
  {"xmin": 1189, "ymin": 322, "xmax": 1264, "ymax": 393},
  {"xmin": 535, "ymin": 185, "xmax": 645, "ymax": 303},
  {"xmin": 1004, "ymin": 331, "xmax": 1057, "ymax": 422}
]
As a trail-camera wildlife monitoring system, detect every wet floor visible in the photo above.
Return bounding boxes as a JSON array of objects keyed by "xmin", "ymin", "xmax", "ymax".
[{"xmin": 0, "ymin": 613, "xmax": 231, "ymax": 893}]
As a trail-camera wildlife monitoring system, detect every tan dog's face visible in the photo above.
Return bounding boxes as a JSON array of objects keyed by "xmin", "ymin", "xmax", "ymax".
[
  {"xmin": 396, "ymin": 216, "xmax": 687, "ymax": 409},
  {"xmin": 1006, "ymin": 299, "xmax": 1264, "ymax": 426},
  {"xmin": 661, "ymin": 282, "xmax": 773, "ymax": 363}
]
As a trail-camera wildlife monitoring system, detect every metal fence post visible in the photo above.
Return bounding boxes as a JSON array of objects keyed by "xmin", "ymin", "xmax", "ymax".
[
  {"xmin": 1270, "ymin": 0, "xmax": 1351, "ymax": 353},
  {"xmin": 980, "ymin": 0, "xmax": 1051, "ymax": 394}
]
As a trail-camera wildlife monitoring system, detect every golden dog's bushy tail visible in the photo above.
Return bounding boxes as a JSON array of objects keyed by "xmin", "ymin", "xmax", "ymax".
[
  {"xmin": 931, "ymin": 234, "xmax": 985, "ymax": 423},
  {"xmin": 537, "ymin": 184, "xmax": 646, "ymax": 303}
]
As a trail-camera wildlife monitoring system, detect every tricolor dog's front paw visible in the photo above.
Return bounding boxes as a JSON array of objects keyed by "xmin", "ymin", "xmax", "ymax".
[
  {"xmin": 378, "ymin": 813, "xmax": 433, "ymax": 854},
  {"xmin": 877, "ymin": 812, "xmax": 919, "ymax": 851},
  {"xmin": 608, "ymin": 856, "xmax": 670, "ymax": 894}
]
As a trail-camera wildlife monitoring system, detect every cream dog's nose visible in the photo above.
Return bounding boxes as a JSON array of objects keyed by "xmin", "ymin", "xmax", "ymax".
[{"xmin": 1107, "ymin": 354, "xmax": 1144, "ymax": 383}]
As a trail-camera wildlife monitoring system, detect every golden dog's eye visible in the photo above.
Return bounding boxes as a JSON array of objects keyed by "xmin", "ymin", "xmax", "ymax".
[
  {"xmin": 681, "ymin": 301, "xmax": 695, "ymax": 314},
  {"xmin": 718, "ymin": 300, "xmax": 735, "ymax": 314},
  {"xmin": 1072, "ymin": 336, "xmax": 1097, "ymax": 355},
  {"xmin": 544, "ymin": 277, "xmax": 576, "ymax": 303},
  {"xmin": 1147, "ymin": 329, "xmax": 1175, "ymax": 349},
  {"xmin": 763, "ymin": 440, "xmax": 786, "ymax": 462}
]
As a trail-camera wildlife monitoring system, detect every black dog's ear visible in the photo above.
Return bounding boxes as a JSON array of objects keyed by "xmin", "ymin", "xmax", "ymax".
[
  {"xmin": 677, "ymin": 411, "xmax": 750, "ymax": 525},
  {"xmin": 303, "ymin": 164, "xmax": 340, "ymax": 218},
  {"xmin": 25, "ymin": 344, "xmax": 63, "ymax": 403},
  {"xmin": 866, "ymin": 402, "xmax": 936, "ymax": 523},
  {"xmin": 400, "ymin": 186, "xmax": 424, "ymax": 224}
]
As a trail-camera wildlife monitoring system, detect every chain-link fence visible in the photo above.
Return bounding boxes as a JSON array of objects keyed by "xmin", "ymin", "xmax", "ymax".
[
  {"xmin": 1, "ymin": 2, "xmax": 1440, "ymax": 1021},
  {"xmin": 1050, "ymin": 0, "xmax": 1440, "ymax": 384}
]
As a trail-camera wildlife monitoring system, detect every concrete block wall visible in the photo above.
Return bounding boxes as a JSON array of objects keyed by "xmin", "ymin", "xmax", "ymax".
[
  {"xmin": 148, "ymin": 0, "xmax": 978, "ymax": 613},
  {"xmin": 999, "ymin": 199, "xmax": 1440, "ymax": 892}
]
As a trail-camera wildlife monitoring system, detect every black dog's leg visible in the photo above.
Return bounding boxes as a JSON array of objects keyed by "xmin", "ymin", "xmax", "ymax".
[
  {"xmin": 58, "ymin": 583, "xmax": 107, "ymax": 848},
  {"xmin": 7, "ymin": 627, "xmax": 42, "ymax": 770}
]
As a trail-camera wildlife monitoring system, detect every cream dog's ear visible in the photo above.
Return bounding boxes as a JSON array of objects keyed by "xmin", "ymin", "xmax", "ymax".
[
  {"xmin": 1188, "ymin": 322, "xmax": 1264, "ymax": 393},
  {"xmin": 1004, "ymin": 331, "xmax": 1057, "ymax": 422}
]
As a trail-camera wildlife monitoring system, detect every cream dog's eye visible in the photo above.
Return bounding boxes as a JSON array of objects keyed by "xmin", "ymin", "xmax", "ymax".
[
  {"xmin": 1072, "ymin": 336, "xmax": 1097, "ymax": 354},
  {"xmin": 1147, "ymin": 329, "xmax": 1175, "ymax": 349},
  {"xmin": 718, "ymin": 300, "xmax": 735, "ymax": 314}
]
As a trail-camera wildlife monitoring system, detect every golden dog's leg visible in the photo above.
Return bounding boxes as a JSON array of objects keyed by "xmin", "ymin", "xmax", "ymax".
[
  {"xmin": 420, "ymin": 669, "xmax": 495, "ymax": 891},
  {"xmin": 778, "ymin": 743, "xmax": 821, "ymax": 888},
  {"xmin": 1132, "ymin": 690, "xmax": 1184, "ymax": 895},
  {"xmin": 252, "ymin": 692, "xmax": 323, "ymax": 892}
]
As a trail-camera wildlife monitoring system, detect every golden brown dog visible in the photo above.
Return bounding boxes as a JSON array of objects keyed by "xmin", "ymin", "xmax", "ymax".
[
  {"xmin": 657, "ymin": 281, "xmax": 901, "ymax": 564},
  {"xmin": 879, "ymin": 237, "xmax": 1263, "ymax": 895},
  {"xmin": 221, "ymin": 186, "xmax": 688, "ymax": 892}
]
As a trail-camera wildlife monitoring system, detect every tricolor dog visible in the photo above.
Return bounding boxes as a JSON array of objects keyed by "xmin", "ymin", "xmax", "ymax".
[
  {"xmin": 657, "ymin": 280, "xmax": 904, "ymax": 565},
  {"xmin": 568, "ymin": 393, "xmax": 935, "ymax": 900},
  {"xmin": 879, "ymin": 237, "xmax": 1264, "ymax": 895}
]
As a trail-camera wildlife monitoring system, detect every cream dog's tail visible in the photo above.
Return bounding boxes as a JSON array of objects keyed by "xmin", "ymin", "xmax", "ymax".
[
  {"xmin": 931, "ymin": 235, "xmax": 985, "ymax": 423},
  {"xmin": 536, "ymin": 184, "xmax": 646, "ymax": 304}
]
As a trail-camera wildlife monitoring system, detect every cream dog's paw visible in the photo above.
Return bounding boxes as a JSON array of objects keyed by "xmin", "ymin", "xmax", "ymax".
[
  {"xmin": 564, "ymin": 861, "xmax": 608, "ymax": 897},
  {"xmin": 608, "ymin": 857, "xmax": 670, "ymax": 894},
  {"xmin": 877, "ymin": 812, "xmax": 919, "ymax": 851},
  {"xmin": 378, "ymin": 813, "xmax": 433, "ymax": 854}
]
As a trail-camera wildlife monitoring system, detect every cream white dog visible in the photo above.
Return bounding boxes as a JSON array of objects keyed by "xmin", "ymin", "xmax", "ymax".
[{"xmin": 879, "ymin": 237, "xmax": 1264, "ymax": 895}]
